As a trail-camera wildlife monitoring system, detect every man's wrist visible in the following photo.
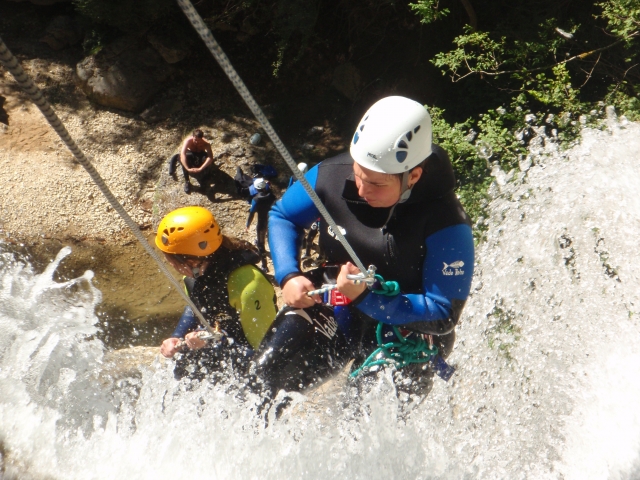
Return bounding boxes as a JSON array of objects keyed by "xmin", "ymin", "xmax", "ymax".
[{"xmin": 280, "ymin": 271, "xmax": 303, "ymax": 288}]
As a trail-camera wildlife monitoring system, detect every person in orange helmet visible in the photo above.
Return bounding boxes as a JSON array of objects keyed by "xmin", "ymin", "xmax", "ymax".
[{"xmin": 156, "ymin": 206, "xmax": 348, "ymax": 393}]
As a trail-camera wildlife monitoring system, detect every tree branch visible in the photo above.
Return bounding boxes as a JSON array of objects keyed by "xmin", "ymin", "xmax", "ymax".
[{"xmin": 450, "ymin": 34, "xmax": 636, "ymax": 82}]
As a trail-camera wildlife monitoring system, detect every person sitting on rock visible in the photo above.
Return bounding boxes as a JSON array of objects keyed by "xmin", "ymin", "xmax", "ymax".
[
  {"xmin": 157, "ymin": 206, "xmax": 349, "ymax": 393},
  {"xmin": 170, "ymin": 129, "xmax": 215, "ymax": 194}
]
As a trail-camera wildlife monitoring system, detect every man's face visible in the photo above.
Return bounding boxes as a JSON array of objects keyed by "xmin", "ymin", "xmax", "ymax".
[{"xmin": 352, "ymin": 162, "xmax": 402, "ymax": 208}]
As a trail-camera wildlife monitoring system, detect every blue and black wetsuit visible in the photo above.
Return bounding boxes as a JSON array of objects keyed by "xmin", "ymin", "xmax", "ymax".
[{"xmin": 269, "ymin": 145, "xmax": 474, "ymax": 359}]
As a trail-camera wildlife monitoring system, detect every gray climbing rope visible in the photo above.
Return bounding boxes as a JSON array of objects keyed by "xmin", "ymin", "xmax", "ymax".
[
  {"xmin": 176, "ymin": 0, "xmax": 371, "ymax": 278},
  {"xmin": 0, "ymin": 37, "xmax": 219, "ymax": 337}
]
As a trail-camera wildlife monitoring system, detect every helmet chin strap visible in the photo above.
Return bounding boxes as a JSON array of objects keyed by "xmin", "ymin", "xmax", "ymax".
[
  {"xmin": 381, "ymin": 172, "xmax": 413, "ymax": 228},
  {"xmin": 398, "ymin": 171, "xmax": 413, "ymax": 204}
]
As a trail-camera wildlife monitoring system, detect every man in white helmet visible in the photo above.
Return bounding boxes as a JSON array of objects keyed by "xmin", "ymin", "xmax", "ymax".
[{"xmin": 268, "ymin": 96, "xmax": 474, "ymax": 375}]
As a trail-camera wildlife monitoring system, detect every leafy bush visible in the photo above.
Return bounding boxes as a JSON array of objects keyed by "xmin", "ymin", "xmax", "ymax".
[{"xmin": 413, "ymin": 0, "xmax": 640, "ymax": 237}]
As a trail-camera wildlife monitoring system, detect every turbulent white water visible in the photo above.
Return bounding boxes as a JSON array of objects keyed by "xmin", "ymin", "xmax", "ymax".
[{"xmin": 1, "ymin": 115, "xmax": 640, "ymax": 479}]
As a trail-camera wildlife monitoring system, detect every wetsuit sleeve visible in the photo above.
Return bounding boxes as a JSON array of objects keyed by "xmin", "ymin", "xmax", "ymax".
[
  {"xmin": 268, "ymin": 165, "xmax": 321, "ymax": 285},
  {"xmin": 171, "ymin": 305, "xmax": 199, "ymax": 338},
  {"xmin": 354, "ymin": 224, "xmax": 474, "ymax": 335}
]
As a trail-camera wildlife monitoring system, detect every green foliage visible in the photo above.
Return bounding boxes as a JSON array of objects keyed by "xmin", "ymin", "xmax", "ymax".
[
  {"xmin": 597, "ymin": 0, "xmax": 640, "ymax": 39},
  {"xmin": 413, "ymin": 0, "xmax": 640, "ymax": 241},
  {"xmin": 80, "ymin": 27, "xmax": 109, "ymax": 55},
  {"xmin": 270, "ymin": 0, "xmax": 319, "ymax": 76},
  {"xmin": 409, "ymin": 0, "xmax": 450, "ymax": 24},
  {"xmin": 429, "ymin": 106, "xmax": 491, "ymax": 231},
  {"xmin": 432, "ymin": 27, "xmax": 506, "ymax": 80},
  {"xmin": 606, "ymin": 86, "xmax": 640, "ymax": 120}
]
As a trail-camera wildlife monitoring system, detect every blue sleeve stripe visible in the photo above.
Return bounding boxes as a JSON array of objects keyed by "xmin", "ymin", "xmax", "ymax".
[
  {"xmin": 268, "ymin": 165, "xmax": 321, "ymax": 285},
  {"xmin": 357, "ymin": 224, "xmax": 474, "ymax": 325},
  {"xmin": 171, "ymin": 306, "xmax": 198, "ymax": 338}
]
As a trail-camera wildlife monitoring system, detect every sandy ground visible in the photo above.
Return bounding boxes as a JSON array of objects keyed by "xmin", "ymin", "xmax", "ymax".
[{"xmin": 0, "ymin": 55, "xmax": 288, "ymax": 346}]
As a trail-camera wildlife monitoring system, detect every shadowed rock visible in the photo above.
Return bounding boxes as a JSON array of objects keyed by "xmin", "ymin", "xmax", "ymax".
[{"xmin": 76, "ymin": 37, "xmax": 174, "ymax": 113}]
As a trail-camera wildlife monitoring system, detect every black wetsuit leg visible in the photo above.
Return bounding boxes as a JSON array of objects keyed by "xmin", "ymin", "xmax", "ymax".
[
  {"xmin": 253, "ymin": 305, "xmax": 351, "ymax": 392},
  {"xmin": 168, "ymin": 154, "xmax": 180, "ymax": 176}
]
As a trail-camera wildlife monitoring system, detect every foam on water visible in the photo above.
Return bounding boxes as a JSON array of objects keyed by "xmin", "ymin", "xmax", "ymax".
[{"xmin": 1, "ymin": 117, "xmax": 640, "ymax": 479}]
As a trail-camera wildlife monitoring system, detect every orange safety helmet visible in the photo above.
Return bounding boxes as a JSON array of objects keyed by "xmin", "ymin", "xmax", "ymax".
[{"xmin": 155, "ymin": 206, "xmax": 223, "ymax": 256}]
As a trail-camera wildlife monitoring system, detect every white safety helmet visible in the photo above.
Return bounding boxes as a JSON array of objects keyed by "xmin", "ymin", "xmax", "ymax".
[
  {"xmin": 253, "ymin": 178, "xmax": 267, "ymax": 190},
  {"xmin": 350, "ymin": 96, "xmax": 432, "ymax": 174},
  {"xmin": 297, "ymin": 162, "xmax": 308, "ymax": 174}
]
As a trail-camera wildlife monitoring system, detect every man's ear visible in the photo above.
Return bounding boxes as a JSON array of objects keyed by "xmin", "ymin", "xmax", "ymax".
[{"xmin": 408, "ymin": 166, "xmax": 423, "ymax": 188}]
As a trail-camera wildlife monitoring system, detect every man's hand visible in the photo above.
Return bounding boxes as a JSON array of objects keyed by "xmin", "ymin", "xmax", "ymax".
[
  {"xmin": 160, "ymin": 337, "xmax": 182, "ymax": 358},
  {"xmin": 337, "ymin": 262, "xmax": 367, "ymax": 300},
  {"xmin": 185, "ymin": 331, "xmax": 207, "ymax": 350},
  {"xmin": 282, "ymin": 274, "xmax": 321, "ymax": 308}
]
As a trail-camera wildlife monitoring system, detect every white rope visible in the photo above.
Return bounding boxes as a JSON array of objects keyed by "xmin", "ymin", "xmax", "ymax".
[{"xmin": 176, "ymin": 0, "xmax": 371, "ymax": 276}]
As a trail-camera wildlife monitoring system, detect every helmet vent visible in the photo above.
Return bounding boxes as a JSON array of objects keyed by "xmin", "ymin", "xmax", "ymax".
[
  {"xmin": 161, "ymin": 235, "xmax": 169, "ymax": 245},
  {"xmin": 414, "ymin": 125, "xmax": 421, "ymax": 134},
  {"xmin": 397, "ymin": 140, "xmax": 408, "ymax": 149},
  {"xmin": 177, "ymin": 227, "xmax": 184, "ymax": 231},
  {"xmin": 204, "ymin": 229, "xmax": 210, "ymax": 233},
  {"xmin": 396, "ymin": 151, "xmax": 408, "ymax": 162},
  {"xmin": 198, "ymin": 241, "xmax": 208, "ymax": 250},
  {"xmin": 353, "ymin": 132, "xmax": 360, "ymax": 145},
  {"xmin": 406, "ymin": 131, "xmax": 413, "ymax": 141}
]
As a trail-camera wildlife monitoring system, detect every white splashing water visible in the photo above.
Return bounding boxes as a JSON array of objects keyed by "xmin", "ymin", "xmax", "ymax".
[{"xmin": 1, "ymin": 117, "xmax": 640, "ymax": 479}]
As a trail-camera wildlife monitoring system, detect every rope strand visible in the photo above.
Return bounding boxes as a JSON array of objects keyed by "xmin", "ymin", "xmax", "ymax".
[{"xmin": 176, "ymin": 0, "xmax": 369, "ymax": 275}]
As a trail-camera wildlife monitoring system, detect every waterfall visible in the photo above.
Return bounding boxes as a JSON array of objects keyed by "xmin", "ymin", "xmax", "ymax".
[{"xmin": 1, "ymin": 118, "xmax": 639, "ymax": 479}]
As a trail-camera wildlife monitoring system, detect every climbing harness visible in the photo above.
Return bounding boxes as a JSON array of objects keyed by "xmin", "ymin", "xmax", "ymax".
[
  {"xmin": 0, "ymin": 38, "xmax": 219, "ymax": 338},
  {"xmin": 306, "ymin": 267, "xmax": 435, "ymax": 379},
  {"xmin": 349, "ymin": 324, "xmax": 439, "ymax": 378}
]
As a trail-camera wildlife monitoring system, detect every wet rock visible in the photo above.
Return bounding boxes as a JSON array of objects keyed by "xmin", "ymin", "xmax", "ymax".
[
  {"xmin": 99, "ymin": 346, "xmax": 160, "ymax": 385},
  {"xmin": 76, "ymin": 37, "xmax": 174, "ymax": 113},
  {"xmin": 147, "ymin": 32, "xmax": 189, "ymax": 64}
]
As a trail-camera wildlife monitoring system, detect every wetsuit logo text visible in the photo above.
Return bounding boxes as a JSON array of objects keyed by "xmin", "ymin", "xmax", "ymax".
[
  {"xmin": 314, "ymin": 312, "xmax": 338, "ymax": 340},
  {"xmin": 442, "ymin": 260, "xmax": 465, "ymax": 276}
]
